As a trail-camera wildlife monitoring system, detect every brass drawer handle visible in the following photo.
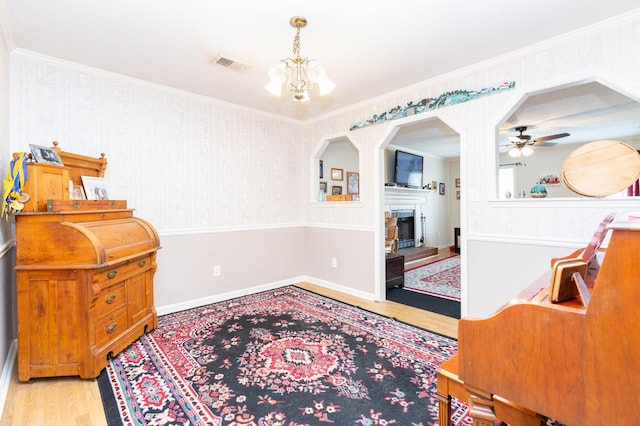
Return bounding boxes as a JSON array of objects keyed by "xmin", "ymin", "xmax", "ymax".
[
  {"xmin": 138, "ymin": 259, "xmax": 147, "ymax": 267},
  {"xmin": 106, "ymin": 323, "xmax": 118, "ymax": 334},
  {"xmin": 107, "ymin": 270, "xmax": 118, "ymax": 279},
  {"xmin": 105, "ymin": 295, "xmax": 116, "ymax": 304}
]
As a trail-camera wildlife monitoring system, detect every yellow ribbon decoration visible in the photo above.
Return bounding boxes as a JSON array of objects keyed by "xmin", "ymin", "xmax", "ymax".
[{"xmin": 3, "ymin": 152, "xmax": 28, "ymax": 218}]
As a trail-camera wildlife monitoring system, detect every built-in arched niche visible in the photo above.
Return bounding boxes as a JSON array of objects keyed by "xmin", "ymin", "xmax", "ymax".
[
  {"xmin": 497, "ymin": 81, "xmax": 640, "ymax": 199},
  {"xmin": 383, "ymin": 117, "xmax": 460, "ymax": 251},
  {"xmin": 316, "ymin": 136, "xmax": 359, "ymax": 202}
]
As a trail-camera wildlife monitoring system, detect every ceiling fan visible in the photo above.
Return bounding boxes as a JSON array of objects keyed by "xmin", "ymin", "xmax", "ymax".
[{"xmin": 504, "ymin": 126, "xmax": 570, "ymax": 157}]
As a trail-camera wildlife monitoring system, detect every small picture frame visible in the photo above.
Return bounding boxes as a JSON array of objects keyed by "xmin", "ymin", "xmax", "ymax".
[
  {"xmin": 319, "ymin": 160, "xmax": 324, "ymax": 179},
  {"xmin": 455, "ymin": 178, "xmax": 461, "ymax": 188},
  {"xmin": 346, "ymin": 172, "xmax": 359, "ymax": 195},
  {"xmin": 332, "ymin": 186, "xmax": 342, "ymax": 195},
  {"xmin": 29, "ymin": 144, "xmax": 64, "ymax": 166},
  {"xmin": 331, "ymin": 168, "xmax": 344, "ymax": 181},
  {"xmin": 81, "ymin": 176, "xmax": 110, "ymax": 200},
  {"xmin": 70, "ymin": 187, "xmax": 86, "ymax": 200},
  {"xmin": 319, "ymin": 181, "xmax": 327, "ymax": 193},
  {"xmin": 456, "ymin": 190, "xmax": 461, "ymax": 200},
  {"xmin": 439, "ymin": 182, "xmax": 446, "ymax": 195}
]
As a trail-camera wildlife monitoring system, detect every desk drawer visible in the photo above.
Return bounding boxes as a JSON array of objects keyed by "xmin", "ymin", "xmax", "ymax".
[
  {"xmin": 94, "ymin": 283, "xmax": 125, "ymax": 318},
  {"xmin": 94, "ymin": 256, "xmax": 152, "ymax": 289},
  {"xmin": 94, "ymin": 306, "xmax": 127, "ymax": 348}
]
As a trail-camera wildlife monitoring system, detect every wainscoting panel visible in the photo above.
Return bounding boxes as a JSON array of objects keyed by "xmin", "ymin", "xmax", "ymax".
[{"xmin": 154, "ymin": 226, "xmax": 306, "ymax": 308}]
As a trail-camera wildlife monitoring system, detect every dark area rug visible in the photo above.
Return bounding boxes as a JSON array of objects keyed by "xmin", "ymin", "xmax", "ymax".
[
  {"xmin": 98, "ymin": 285, "xmax": 469, "ymax": 425},
  {"xmin": 386, "ymin": 287, "xmax": 461, "ymax": 319}
]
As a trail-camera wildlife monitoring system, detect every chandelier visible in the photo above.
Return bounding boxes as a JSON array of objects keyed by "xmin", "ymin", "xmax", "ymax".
[{"xmin": 265, "ymin": 16, "xmax": 335, "ymax": 102}]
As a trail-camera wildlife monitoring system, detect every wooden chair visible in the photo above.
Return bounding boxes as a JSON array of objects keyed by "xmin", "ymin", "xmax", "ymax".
[{"xmin": 385, "ymin": 213, "xmax": 399, "ymax": 254}]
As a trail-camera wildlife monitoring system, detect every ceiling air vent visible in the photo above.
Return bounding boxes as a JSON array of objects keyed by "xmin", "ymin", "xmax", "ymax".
[{"xmin": 211, "ymin": 55, "xmax": 248, "ymax": 73}]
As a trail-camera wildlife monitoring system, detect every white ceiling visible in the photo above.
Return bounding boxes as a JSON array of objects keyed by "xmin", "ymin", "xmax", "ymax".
[{"xmin": 3, "ymin": 0, "xmax": 640, "ymax": 123}]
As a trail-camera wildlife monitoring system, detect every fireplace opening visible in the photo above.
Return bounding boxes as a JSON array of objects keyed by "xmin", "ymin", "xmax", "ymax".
[{"xmin": 392, "ymin": 209, "xmax": 415, "ymax": 249}]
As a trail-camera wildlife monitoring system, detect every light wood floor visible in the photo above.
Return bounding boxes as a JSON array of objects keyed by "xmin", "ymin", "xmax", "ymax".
[{"xmin": 1, "ymin": 250, "xmax": 458, "ymax": 425}]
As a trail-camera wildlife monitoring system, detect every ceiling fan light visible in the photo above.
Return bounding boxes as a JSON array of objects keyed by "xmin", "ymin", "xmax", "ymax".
[
  {"xmin": 508, "ymin": 147, "xmax": 522, "ymax": 158},
  {"xmin": 521, "ymin": 146, "xmax": 535, "ymax": 157}
]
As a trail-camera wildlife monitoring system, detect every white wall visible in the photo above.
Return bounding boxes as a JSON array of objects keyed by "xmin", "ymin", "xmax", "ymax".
[
  {"xmin": 0, "ymin": 9, "xmax": 15, "ymax": 417},
  {"xmin": 305, "ymin": 10, "xmax": 640, "ymax": 316},
  {"xmin": 8, "ymin": 50, "xmax": 317, "ymax": 313},
  {"xmin": 448, "ymin": 158, "xmax": 461, "ymax": 229}
]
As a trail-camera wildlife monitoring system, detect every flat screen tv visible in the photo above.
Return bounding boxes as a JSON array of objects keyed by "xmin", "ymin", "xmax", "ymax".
[{"xmin": 394, "ymin": 150, "xmax": 423, "ymax": 188}]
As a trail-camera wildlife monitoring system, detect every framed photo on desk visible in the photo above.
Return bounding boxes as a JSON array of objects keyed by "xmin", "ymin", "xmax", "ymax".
[
  {"xmin": 29, "ymin": 144, "xmax": 64, "ymax": 166},
  {"xmin": 81, "ymin": 176, "xmax": 110, "ymax": 200}
]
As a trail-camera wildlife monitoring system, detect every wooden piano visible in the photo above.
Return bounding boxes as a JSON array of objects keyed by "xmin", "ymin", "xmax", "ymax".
[{"xmin": 456, "ymin": 215, "xmax": 640, "ymax": 425}]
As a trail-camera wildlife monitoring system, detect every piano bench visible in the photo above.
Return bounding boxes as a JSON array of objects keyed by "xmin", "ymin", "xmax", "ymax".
[{"xmin": 436, "ymin": 354, "xmax": 547, "ymax": 426}]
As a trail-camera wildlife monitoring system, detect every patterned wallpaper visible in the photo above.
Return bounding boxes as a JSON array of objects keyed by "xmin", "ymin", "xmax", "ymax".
[{"xmin": 10, "ymin": 52, "xmax": 305, "ymax": 232}]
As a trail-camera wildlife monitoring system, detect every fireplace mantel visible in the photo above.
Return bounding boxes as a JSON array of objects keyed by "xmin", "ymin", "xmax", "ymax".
[
  {"xmin": 384, "ymin": 187, "xmax": 431, "ymax": 205},
  {"xmin": 384, "ymin": 187, "xmax": 432, "ymax": 246}
]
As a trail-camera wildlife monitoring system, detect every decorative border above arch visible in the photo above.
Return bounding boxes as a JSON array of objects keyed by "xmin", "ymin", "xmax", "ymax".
[{"xmin": 349, "ymin": 81, "xmax": 516, "ymax": 131}]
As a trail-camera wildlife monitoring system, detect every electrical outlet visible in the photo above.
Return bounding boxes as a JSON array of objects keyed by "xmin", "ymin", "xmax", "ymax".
[
  {"xmin": 213, "ymin": 265, "xmax": 221, "ymax": 276},
  {"xmin": 331, "ymin": 258, "xmax": 338, "ymax": 268}
]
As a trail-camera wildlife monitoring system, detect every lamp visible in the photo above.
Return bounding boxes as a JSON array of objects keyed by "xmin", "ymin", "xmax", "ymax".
[
  {"xmin": 508, "ymin": 145, "xmax": 534, "ymax": 158},
  {"xmin": 265, "ymin": 16, "xmax": 335, "ymax": 102}
]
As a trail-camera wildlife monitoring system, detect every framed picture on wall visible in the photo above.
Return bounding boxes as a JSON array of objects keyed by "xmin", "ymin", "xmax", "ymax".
[
  {"xmin": 455, "ymin": 178, "xmax": 460, "ymax": 188},
  {"xmin": 439, "ymin": 182, "xmax": 445, "ymax": 195},
  {"xmin": 319, "ymin": 160, "xmax": 324, "ymax": 179},
  {"xmin": 346, "ymin": 172, "xmax": 359, "ymax": 194},
  {"xmin": 331, "ymin": 168, "xmax": 343, "ymax": 181},
  {"xmin": 332, "ymin": 186, "xmax": 342, "ymax": 195},
  {"xmin": 319, "ymin": 181, "xmax": 327, "ymax": 193}
]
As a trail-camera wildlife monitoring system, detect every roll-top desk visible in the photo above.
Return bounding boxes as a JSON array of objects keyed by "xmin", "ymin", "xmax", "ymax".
[{"xmin": 14, "ymin": 143, "xmax": 160, "ymax": 381}]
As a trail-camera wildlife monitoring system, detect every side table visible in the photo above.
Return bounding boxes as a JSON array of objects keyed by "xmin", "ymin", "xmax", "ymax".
[{"xmin": 385, "ymin": 253, "xmax": 404, "ymax": 289}]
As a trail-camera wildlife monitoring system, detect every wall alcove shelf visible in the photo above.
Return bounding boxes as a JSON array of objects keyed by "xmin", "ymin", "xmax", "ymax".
[{"xmin": 14, "ymin": 143, "xmax": 161, "ymax": 382}]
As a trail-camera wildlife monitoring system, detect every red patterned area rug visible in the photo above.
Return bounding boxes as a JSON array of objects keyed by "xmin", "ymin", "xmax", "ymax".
[
  {"xmin": 98, "ymin": 286, "xmax": 471, "ymax": 425},
  {"xmin": 405, "ymin": 256, "xmax": 461, "ymax": 301}
]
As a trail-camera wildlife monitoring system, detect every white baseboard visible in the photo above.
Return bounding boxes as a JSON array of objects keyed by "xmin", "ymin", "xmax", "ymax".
[
  {"xmin": 156, "ymin": 277, "xmax": 305, "ymax": 316},
  {"xmin": 156, "ymin": 276, "xmax": 375, "ymax": 317},
  {"xmin": 0, "ymin": 340, "xmax": 17, "ymax": 421},
  {"xmin": 298, "ymin": 276, "xmax": 377, "ymax": 301}
]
